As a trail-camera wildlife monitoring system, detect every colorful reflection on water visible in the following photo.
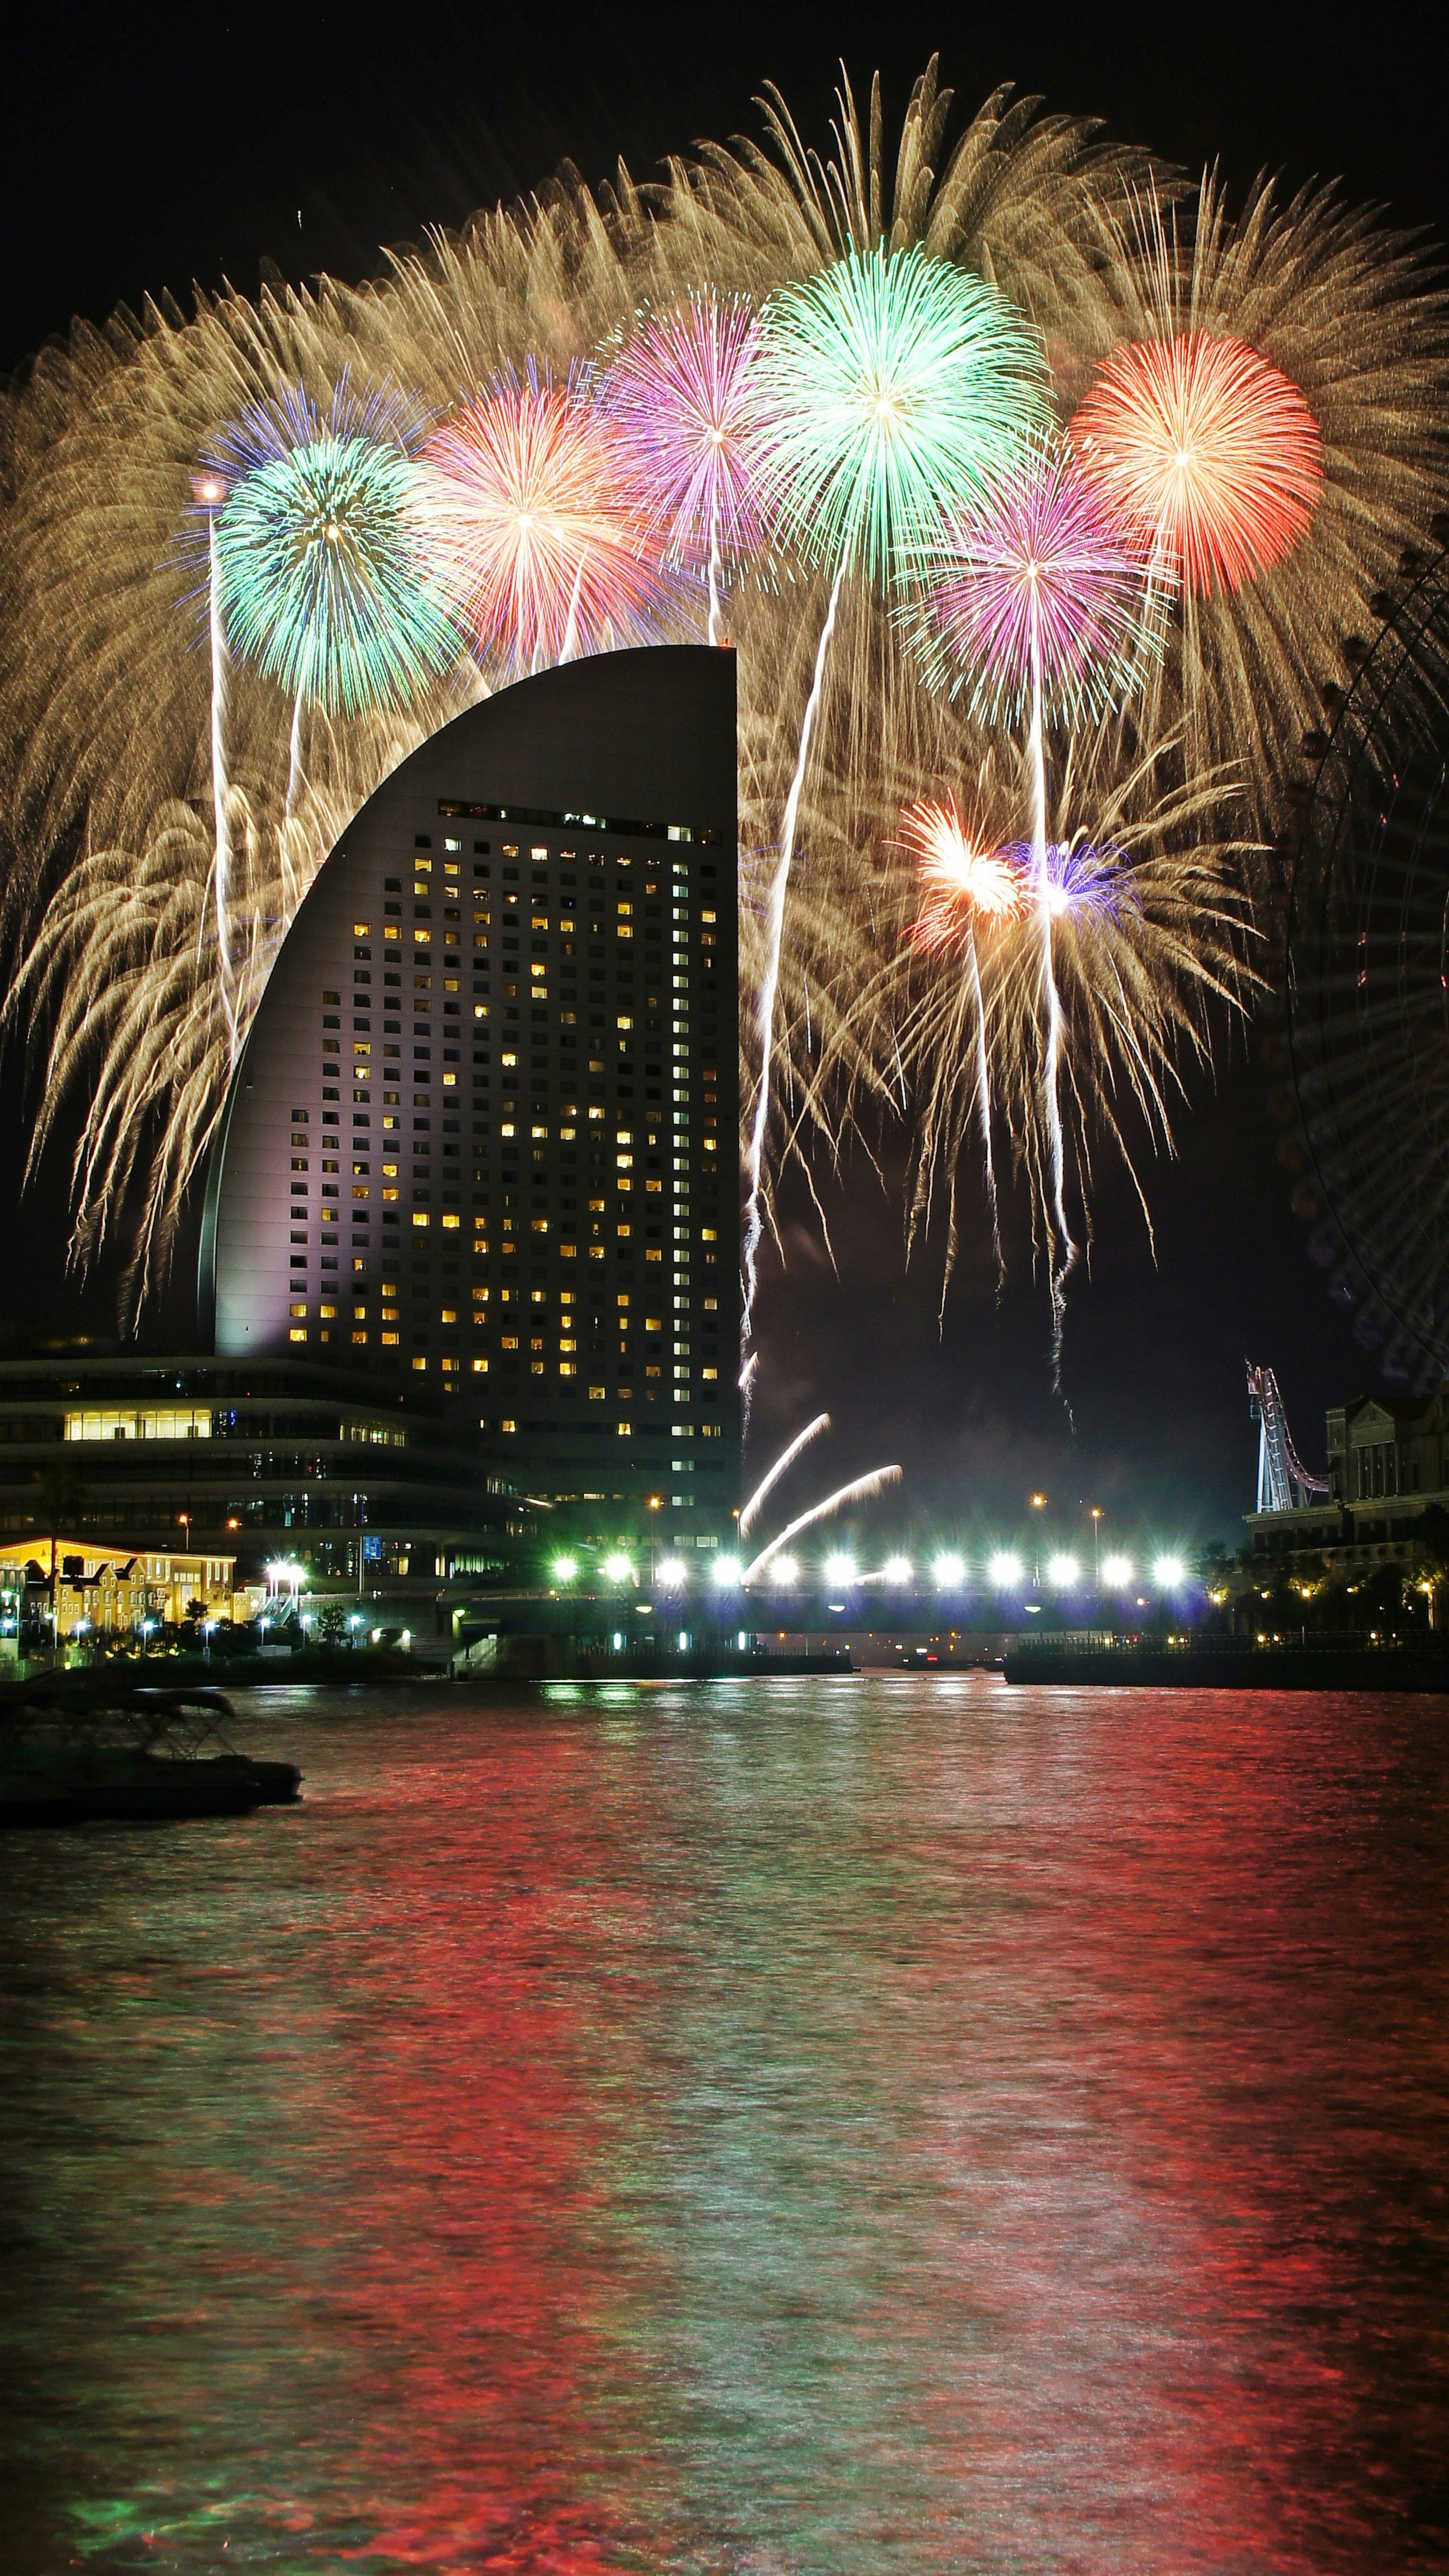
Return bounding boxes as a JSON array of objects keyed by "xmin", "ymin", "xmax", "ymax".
[{"xmin": 0, "ymin": 1679, "xmax": 1445, "ymax": 2572}]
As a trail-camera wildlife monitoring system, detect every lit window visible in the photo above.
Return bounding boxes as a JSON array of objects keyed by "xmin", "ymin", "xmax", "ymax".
[
  {"xmin": 472, "ymin": 1358, "xmax": 488, "ymax": 1373},
  {"xmin": 559, "ymin": 1361, "xmax": 577, "ymax": 1377},
  {"xmin": 589, "ymin": 1385, "xmax": 606, "ymax": 1400},
  {"xmin": 320, "ymin": 1303, "xmax": 338, "ymax": 1319},
  {"xmin": 353, "ymin": 923, "xmax": 371, "ymax": 937},
  {"xmin": 412, "ymin": 1212, "xmax": 429, "ymax": 1228},
  {"xmin": 289, "ymin": 1302, "xmax": 308, "ymax": 1318},
  {"xmin": 352, "ymin": 1329, "xmax": 368, "ymax": 1345},
  {"xmin": 440, "ymin": 1307, "xmax": 458, "ymax": 1324},
  {"xmin": 501, "ymin": 1336, "xmax": 518, "ymax": 1351},
  {"xmin": 289, "ymin": 1326, "xmax": 308, "ymax": 1343},
  {"xmin": 381, "ymin": 1331, "xmax": 400, "ymax": 1346},
  {"xmin": 531, "ymin": 1124, "xmax": 548, "ymax": 1139},
  {"xmin": 412, "ymin": 1356, "xmax": 428, "ymax": 1370}
]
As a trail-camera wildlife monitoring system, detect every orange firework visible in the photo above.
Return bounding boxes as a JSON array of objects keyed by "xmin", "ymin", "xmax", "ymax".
[
  {"xmin": 899, "ymin": 798, "xmax": 1027, "ymax": 955},
  {"xmin": 1070, "ymin": 332, "xmax": 1323, "ymax": 598}
]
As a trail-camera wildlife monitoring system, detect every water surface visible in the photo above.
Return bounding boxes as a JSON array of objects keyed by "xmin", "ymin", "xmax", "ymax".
[{"xmin": 1, "ymin": 1677, "xmax": 1445, "ymax": 2572}]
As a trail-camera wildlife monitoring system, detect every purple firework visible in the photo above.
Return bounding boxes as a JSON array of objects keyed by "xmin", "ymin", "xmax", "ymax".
[
  {"xmin": 917, "ymin": 438, "xmax": 1148, "ymax": 723},
  {"xmin": 603, "ymin": 292, "xmax": 764, "ymax": 641},
  {"xmin": 1001, "ymin": 837, "xmax": 1139, "ymax": 922}
]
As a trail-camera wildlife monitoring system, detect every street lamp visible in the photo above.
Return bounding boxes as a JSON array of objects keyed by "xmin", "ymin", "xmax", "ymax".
[{"xmin": 1089, "ymin": 1506, "xmax": 1103, "ymax": 1587}]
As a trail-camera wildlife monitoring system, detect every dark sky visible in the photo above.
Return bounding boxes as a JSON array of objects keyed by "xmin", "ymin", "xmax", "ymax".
[{"xmin": 1, "ymin": 0, "xmax": 1443, "ymax": 1547}]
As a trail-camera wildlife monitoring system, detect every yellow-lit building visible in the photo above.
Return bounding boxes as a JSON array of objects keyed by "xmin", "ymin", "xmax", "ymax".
[{"xmin": 0, "ymin": 1538, "xmax": 240, "ymax": 1639}]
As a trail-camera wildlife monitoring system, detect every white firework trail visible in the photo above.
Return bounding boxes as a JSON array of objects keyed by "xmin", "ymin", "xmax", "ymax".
[
  {"xmin": 742, "ymin": 562, "xmax": 846, "ymax": 1343},
  {"xmin": 739, "ymin": 1410, "xmax": 831, "ymax": 1539},
  {"xmin": 743, "ymin": 1463, "xmax": 903, "ymax": 1586}
]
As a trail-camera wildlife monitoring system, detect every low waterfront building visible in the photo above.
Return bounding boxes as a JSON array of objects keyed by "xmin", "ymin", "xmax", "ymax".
[
  {"xmin": 0, "ymin": 1352, "xmax": 535, "ymax": 1595},
  {"xmin": 0, "ymin": 1535, "xmax": 239, "ymax": 1649}
]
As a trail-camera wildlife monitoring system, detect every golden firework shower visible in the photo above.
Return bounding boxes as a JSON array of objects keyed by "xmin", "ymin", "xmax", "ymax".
[{"xmin": 0, "ymin": 56, "xmax": 1443, "ymax": 1372}]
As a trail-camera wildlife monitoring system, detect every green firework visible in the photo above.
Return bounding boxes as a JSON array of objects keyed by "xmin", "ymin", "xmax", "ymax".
[
  {"xmin": 214, "ymin": 410, "xmax": 458, "ymax": 717},
  {"xmin": 755, "ymin": 245, "xmax": 1049, "ymax": 583}
]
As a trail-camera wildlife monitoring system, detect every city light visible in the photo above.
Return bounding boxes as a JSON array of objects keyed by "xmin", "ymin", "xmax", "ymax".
[
  {"xmin": 656, "ymin": 1558, "xmax": 688, "ymax": 1587},
  {"xmin": 711, "ymin": 1555, "xmax": 742, "ymax": 1587},
  {"xmin": 769, "ymin": 1554, "xmax": 800, "ymax": 1585},
  {"xmin": 1101, "ymin": 1553, "xmax": 1134, "ymax": 1586},
  {"xmin": 823, "ymin": 1552, "xmax": 858, "ymax": 1586},
  {"xmin": 1152, "ymin": 1553, "xmax": 1187, "ymax": 1587},
  {"xmin": 883, "ymin": 1555, "xmax": 913, "ymax": 1583},
  {"xmin": 1046, "ymin": 1552, "xmax": 1081, "ymax": 1587},
  {"xmin": 603, "ymin": 1552, "xmax": 633, "ymax": 1584},
  {"xmin": 551, "ymin": 1555, "xmax": 578, "ymax": 1584},
  {"xmin": 988, "ymin": 1550, "xmax": 1023, "ymax": 1586},
  {"xmin": 933, "ymin": 1551, "xmax": 966, "ymax": 1585}
]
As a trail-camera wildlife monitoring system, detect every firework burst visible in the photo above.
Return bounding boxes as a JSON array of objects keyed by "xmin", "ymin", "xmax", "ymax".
[
  {"xmin": 1071, "ymin": 175, "xmax": 1449, "ymax": 812},
  {"xmin": 414, "ymin": 362, "xmax": 673, "ymax": 674},
  {"xmin": 754, "ymin": 243, "xmax": 1048, "ymax": 579},
  {"xmin": 602, "ymin": 292, "xmax": 764, "ymax": 641},
  {"xmin": 1071, "ymin": 330, "xmax": 1323, "ymax": 596},
  {"xmin": 210, "ymin": 381, "xmax": 459, "ymax": 716},
  {"xmin": 912, "ymin": 437, "xmax": 1151, "ymax": 721}
]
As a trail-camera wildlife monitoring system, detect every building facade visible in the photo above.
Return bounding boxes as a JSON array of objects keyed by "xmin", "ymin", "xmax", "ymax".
[
  {"xmin": 0, "ymin": 1353, "xmax": 531, "ymax": 1588},
  {"xmin": 202, "ymin": 644, "xmax": 741, "ymax": 1550}
]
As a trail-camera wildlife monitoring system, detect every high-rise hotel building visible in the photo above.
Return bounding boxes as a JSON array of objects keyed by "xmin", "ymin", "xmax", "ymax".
[{"xmin": 202, "ymin": 646, "xmax": 740, "ymax": 1546}]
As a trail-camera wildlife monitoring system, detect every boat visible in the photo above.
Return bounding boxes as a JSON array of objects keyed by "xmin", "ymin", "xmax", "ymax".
[{"xmin": 0, "ymin": 1678, "xmax": 301, "ymax": 1826}]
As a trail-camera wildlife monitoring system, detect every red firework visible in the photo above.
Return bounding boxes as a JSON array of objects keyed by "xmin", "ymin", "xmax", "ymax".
[{"xmin": 1070, "ymin": 332, "xmax": 1324, "ymax": 597}]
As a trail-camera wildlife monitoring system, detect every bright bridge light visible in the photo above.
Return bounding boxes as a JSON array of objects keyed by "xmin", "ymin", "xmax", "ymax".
[
  {"xmin": 1152, "ymin": 1553, "xmax": 1186, "ymax": 1587},
  {"xmin": 933, "ymin": 1551, "xmax": 966, "ymax": 1585},
  {"xmin": 1101, "ymin": 1553, "xmax": 1133, "ymax": 1587},
  {"xmin": 711, "ymin": 1555, "xmax": 742, "ymax": 1587},
  {"xmin": 824, "ymin": 1552, "xmax": 858, "ymax": 1586},
  {"xmin": 1046, "ymin": 1552, "xmax": 1081, "ymax": 1587},
  {"xmin": 603, "ymin": 1552, "xmax": 633, "ymax": 1583},
  {"xmin": 551, "ymin": 1555, "xmax": 577, "ymax": 1584},
  {"xmin": 656, "ymin": 1558, "xmax": 688, "ymax": 1588},
  {"xmin": 883, "ymin": 1555, "xmax": 913, "ymax": 1584},
  {"xmin": 769, "ymin": 1554, "xmax": 799, "ymax": 1585},
  {"xmin": 988, "ymin": 1550, "xmax": 1022, "ymax": 1586}
]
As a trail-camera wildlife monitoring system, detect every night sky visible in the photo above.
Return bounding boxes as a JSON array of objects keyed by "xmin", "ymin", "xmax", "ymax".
[{"xmin": 2, "ymin": 0, "xmax": 1443, "ymax": 1546}]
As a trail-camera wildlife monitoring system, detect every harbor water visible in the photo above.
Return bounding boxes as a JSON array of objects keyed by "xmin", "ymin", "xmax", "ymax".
[{"xmin": 1, "ymin": 1676, "xmax": 1445, "ymax": 2573}]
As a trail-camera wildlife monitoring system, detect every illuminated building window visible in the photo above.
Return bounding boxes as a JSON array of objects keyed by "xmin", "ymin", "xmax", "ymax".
[
  {"xmin": 380, "ymin": 1332, "xmax": 399, "ymax": 1347},
  {"xmin": 472, "ymin": 1358, "xmax": 488, "ymax": 1373},
  {"xmin": 411, "ymin": 1356, "xmax": 428, "ymax": 1371},
  {"xmin": 289, "ymin": 1326, "xmax": 308, "ymax": 1343}
]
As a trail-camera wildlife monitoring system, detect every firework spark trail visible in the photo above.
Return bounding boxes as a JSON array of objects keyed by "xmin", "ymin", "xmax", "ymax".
[
  {"xmin": 910, "ymin": 440, "xmax": 1148, "ymax": 1369},
  {"xmin": 1026, "ymin": 607, "xmax": 1076, "ymax": 1380},
  {"xmin": 743, "ymin": 563, "xmax": 844, "ymax": 1340},
  {"xmin": 206, "ymin": 512, "xmax": 237, "ymax": 1070},
  {"xmin": 899, "ymin": 799, "xmax": 1027, "ymax": 1290},
  {"xmin": 743, "ymin": 1463, "xmax": 903, "ymax": 1585},
  {"xmin": 284, "ymin": 691, "xmax": 305, "ymax": 824},
  {"xmin": 739, "ymin": 1410, "xmax": 831, "ymax": 1539}
]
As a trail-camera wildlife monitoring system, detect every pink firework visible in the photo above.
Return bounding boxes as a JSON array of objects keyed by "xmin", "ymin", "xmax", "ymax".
[
  {"xmin": 918, "ymin": 439, "xmax": 1147, "ymax": 724},
  {"xmin": 898, "ymin": 798, "xmax": 1027, "ymax": 955},
  {"xmin": 414, "ymin": 362, "xmax": 669, "ymax": 673},
  {"xmin": 603, "ymin": 294, "xmax": 764, "ymax": 641}
]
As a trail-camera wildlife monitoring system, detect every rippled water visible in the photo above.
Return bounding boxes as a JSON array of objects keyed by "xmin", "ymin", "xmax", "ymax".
[{"xmin": 1, "ymin": 1678, "xmax": 1446, "ymax": 2573}]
